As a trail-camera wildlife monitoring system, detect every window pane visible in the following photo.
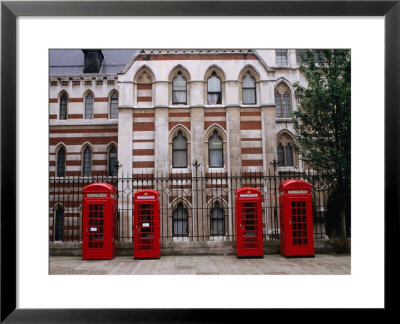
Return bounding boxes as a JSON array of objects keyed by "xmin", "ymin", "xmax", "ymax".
[
  {"xmin": 210, "ymin": 206, "xmax": 225, "ymax": 236},
  {"xmin": 209, "ymin": 149, "xmax": 223, "ymax": 167},
  {"xmin": 278, "ymin": 144, "xmax": 285, "ymax": 166},
  {"xmin": 242, "ymin": 73, "xmax": 256, "ymax": 104},
  {"xmin": 173, "ymin": 150, "xmax": 187, "ymax": 168},
  {"xmin": 286, "ymin": 144, "xmax": 294, "ymax": 166},
  {"xmin": 172, "ymin": 73, "xmax": 186, "ymax": 89},
  {"xmin": 57, "ymin": 148, "xmax": 65, "ymax": 177},
  {"xmin": 109, "ymin": 146, "xmax": 117, "ymax": 176},
  {"xmin": 55, "ymin": 207, "xmax": 64, "ymax": 241},
  {"xmin": 242, "ymin": 72, "xmax": 255, "ymax": 88},
  {"xmin": 60, "ymin": 94, "xmax": 67, "ymax": 120},
  {"xmin": 209, "ymin": 131, "xmax": 223, "ymax": 167},
  {"xmin": 283, "ymin": 93, "xmax": 291, "ymax": 118},
  {"xmin": 275, "ymin": 93, "xmax": 282, "ymax": 118},
  {"xmin": 83, "ymin": 147, "xmax": 91, "ymax": 177},
  {"xmin": 243, "ymin": 88, "xmax": 256, "ymax": 104},
  {"xmin": 276, "ymin": 49, "xmax": 288, "ymax": 66},
  {"xmin": 208, "ymin": 75, "xmax": 221, "ymax": 92},
  {"xmin": 110, "ymin": 93, "xmax": 118, "ymax": 119},
  {"xmin": 173, "ymin": 131, "xmax": 187, "ymax": 168},
  {"xmin": 173, "ymin": 131, "xmax": 186, "ymax": 149},
  {"xmin": 173, "ymin": 203, "xmax": 188, "ymax": 236},
  {"xmin": 173, "ymin": 220, "xmax": 188, "ymax": 236},
  {"xmin": 85, "ymin": 93, "xmax": 93, "ymax": 119},
  {"xmin": 172, "ymin": 90, "xmax": 186, "ymax": 104},
  {"xmin": 207, "ymin": 93, "xmax": 220, "ymax": 105}
]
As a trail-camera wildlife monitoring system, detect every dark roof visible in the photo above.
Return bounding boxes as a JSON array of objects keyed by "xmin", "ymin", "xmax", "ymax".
[{"xmin": 49, "ymin": 49, "xmax": 137, "ymax": 75}]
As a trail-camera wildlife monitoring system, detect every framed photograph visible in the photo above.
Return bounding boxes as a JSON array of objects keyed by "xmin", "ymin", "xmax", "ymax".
[{"xmin": 1, "ymin": 0, "xmax": 397, "ymax": 322}]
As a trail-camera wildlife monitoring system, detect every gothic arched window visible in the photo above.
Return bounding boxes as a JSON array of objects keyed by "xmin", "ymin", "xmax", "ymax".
[
  {"xmin": 83, "ymin": 146, "xmax": 92, "ymax": 177},
  {"xmin": 85, "ymin": 93, "xmax": 93, "ymax": 119},
  {"xmin": 59, "ymin": 93, "xmax": 67, "ymax": 120},
  {"xmin": 173, "ymin": 203, "xmax": 188, "ymax": 237},
  {"xmin": 207, "ymin": 71, "xmax": 222, "ymax": 104},
  {"xmin": 242, "ymin": 72, "xmax": 256, "ymax": 104},
  {"xmin": 208, "ymin": 130, "xmax": 223, "ymax": 167},
  {"xmin": 172, "ymin": 72, "xmax": 187, "ymax": 104},
  {"xmin": 172, "ymin": 131, "xmax": 187, "ymax": 168},
  {"xmin": 210, "ymin": 202, "xmax": 225, "ymax": 236},
  {"xmin": 57, "ymin": 147, "xmax": 66, "ymax": 177}
]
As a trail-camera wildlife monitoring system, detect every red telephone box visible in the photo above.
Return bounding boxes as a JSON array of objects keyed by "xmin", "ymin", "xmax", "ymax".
[
  {"xmin": 82, "ymin": 183, "xmax": 116, "ymax": 260},
  {"xmin": 133, "ymin": 190, "xmax": 160, "ymax": 259},
  {"xmin": 236, "ymin": 187, "xmax": 263, "ymax": 258},
  {"xmin": 279, "ymin": 179, "xmax": 314, "ymax": 257}
]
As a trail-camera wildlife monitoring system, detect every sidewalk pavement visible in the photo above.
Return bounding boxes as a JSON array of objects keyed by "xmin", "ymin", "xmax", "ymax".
[{"xmin": 49, "ymin": 254, "xmax": 350, "ymax": 275}]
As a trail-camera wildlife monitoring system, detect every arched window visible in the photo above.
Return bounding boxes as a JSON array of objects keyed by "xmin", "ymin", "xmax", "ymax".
[
  {"xmin": 275, "ymin": 83, "xmax": 292, "ymax": 118},
  {"xmin": 136, "ymin": 69, "xmax": 153, "ymax": 105},
  {"xmin": 277, "ymin": 133, "xmax": 295, "ymax": 167},
  {"xmin": 85, "ymin": 93, "xmax": 93, "ymax": 119},
  {"xmin": 110, "ymin": 92, "xmax": 118, "ymax": 119},
  {"xmin": 172, "ymin": 130, "xmax": 187, "ymax": 168},
  {"xmin": 55, "ymin": 206, "xmax": 64, "ymax": 241},
  {"xmin": 207, "ymin": 71, "xmax": 221, "ymax": 104},
  {"xmin": 209, "ymin": 130, "xmax": 223, "ymax": 167},
  {"xmin": 108, "ymin": 146, "xmax": 117, "ymax": 176},
  {"xmin": 210, "ymin": 201, "xmax": 225, "ymax": 236},
  {"xmin": 56, "ymin": 147, "xmax": 66, "ymax": 177},
  {"xmin": 242, "ymin": 72, "xmax": 256, "ymax": 104},
  {"xmin": 172, "ymin": 72, "xmax": 187, "ymax": 104},
  {"xmin": 83, "ymin": 146, "xmax": 92, "ymax": 177},
  {"xmin": 173, "ymin": 203, "xmax": 188, "ymax": 237},
  {"xmin": 59, "ymin": 93, "xmax": 67, "ymax": 120}
]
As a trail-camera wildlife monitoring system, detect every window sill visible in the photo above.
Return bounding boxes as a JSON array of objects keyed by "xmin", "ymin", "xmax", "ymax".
[
  {"xmin": 272, "ymin": 66, "xmax": 298, "ymax": 70},
  {"xmin": 240, "ymin": 104, "xmax": 258, "ymax": 107},
  {"xmin": 278, "ymin": 167, "xmax": 301, "ymax": 173},
  {"xmin": 171, "ymin": 168, "xmax": 190, "ymax": 173},
  {"xmin": 205, "ymin": 104, "xmax": 224, "ymax": 108},
  {"xmin": 276, "ymin": 118, "xmax": 292, "ymax": 122},
  {"xmin": 50, "ymin": 119, "xmax": 118, "ymax": 126},
  {"xmin": 208, "ymin": 167, "xmax": 226, "ymax": 171}
]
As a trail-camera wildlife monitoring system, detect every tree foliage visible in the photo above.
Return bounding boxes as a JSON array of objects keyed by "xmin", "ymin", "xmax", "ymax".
[{"xmin": 293, "ymin": 49, "xmax": 351, "ymax": 236}]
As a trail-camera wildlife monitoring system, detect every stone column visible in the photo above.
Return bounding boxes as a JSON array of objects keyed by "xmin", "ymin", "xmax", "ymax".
[
  {"xmin": 154, "ymin": 107, "xmax": 169, "ymax": 174},
  {"xmin": 260, "ymin": 80, "xmax": 277, "ymax": 175},
  {"xmin": 117, "ymin": 108, "xmax": 133, "ymax": 242},
  {"xmin": 190, "ymin": 107, "xmax": 205, "ymax": 240},
  {"xmin": 226, "ymin": 106, "xmax": 242, "ymax": 175},
  {"xmin": 153, "ymin": 107, "xmax": 170, "ymax": 242},
  {"xmin": 260, "ymin": 81, "xmax": 278, "ymax": 239},
  {"xmin": 261, "ymin": 106, "xmax": 277, "ymax": 175}
]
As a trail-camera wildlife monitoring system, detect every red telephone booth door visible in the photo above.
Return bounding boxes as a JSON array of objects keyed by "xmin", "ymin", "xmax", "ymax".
[
  {"xmin": 236, "ymin": 188, "xmax": 263, "ymax": 258},
  {"xmin": 279, "ymin": 179, "xmax": 314, "ymax": 257},
  {"xmin": 286, "ymin": 197, "xmax": 314, "ymax": 256},
  {"xmin": 83, "ymin": 200, "xmax": 106, "ymax": 258},
  {"xmin": 82, "ymin": 183, "xmax": 116, "ymax": 260},
  {"xmin": 133, "ymin": 190, "xmax": 160, "ymax": 259}
]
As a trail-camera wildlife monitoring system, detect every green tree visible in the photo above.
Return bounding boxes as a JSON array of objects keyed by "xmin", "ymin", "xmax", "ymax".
[{"xmin": 293, "ymin": 49, "xmax": 351, "ymax": 237}]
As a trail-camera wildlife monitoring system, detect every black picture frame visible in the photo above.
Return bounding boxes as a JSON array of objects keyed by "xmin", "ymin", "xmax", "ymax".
[{"xmin": 1, "ymin": 0, "xmax": 398, "ymax": 322}]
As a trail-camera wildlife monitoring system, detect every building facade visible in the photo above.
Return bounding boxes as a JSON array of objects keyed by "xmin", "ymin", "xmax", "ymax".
[{"xmin": 49, "ymin": 49, "xmax": 320, "ymax": 245}]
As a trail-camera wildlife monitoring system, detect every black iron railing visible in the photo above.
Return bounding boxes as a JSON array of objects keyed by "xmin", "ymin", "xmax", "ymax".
[{"xmin": 49, "ymin": 170, "xmax": 338, "ymax": 243}]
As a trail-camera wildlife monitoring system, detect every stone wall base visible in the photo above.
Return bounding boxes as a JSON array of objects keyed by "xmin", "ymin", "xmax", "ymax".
[{"xmin": 50, "ymin": 238, "xmax": 351, "ymax": 256}]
